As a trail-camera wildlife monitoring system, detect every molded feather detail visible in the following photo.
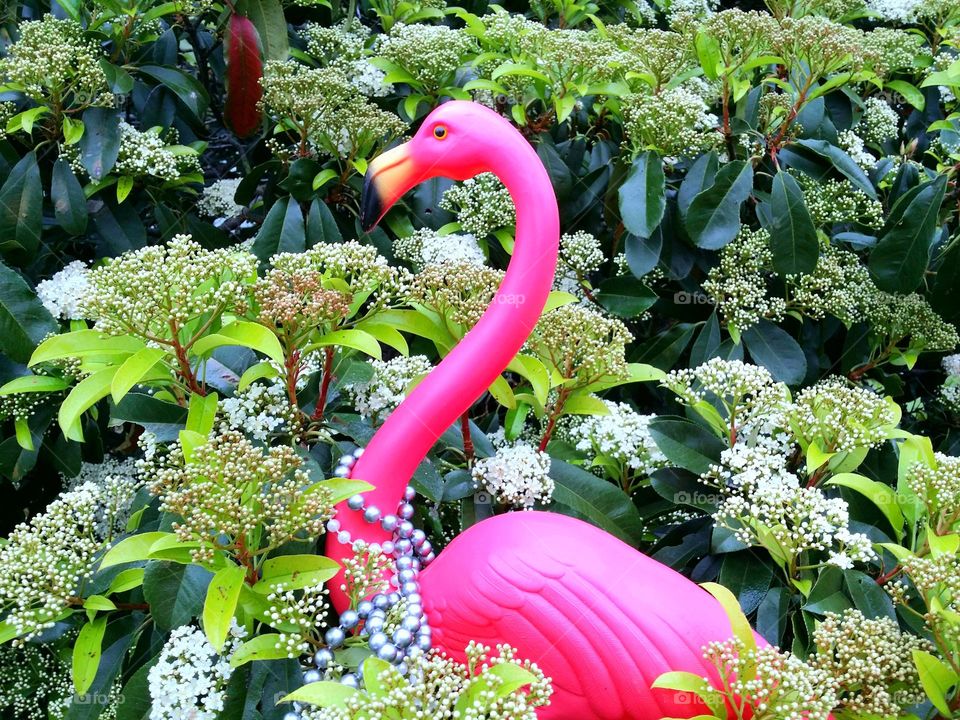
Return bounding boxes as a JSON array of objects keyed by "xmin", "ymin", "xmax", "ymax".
[{"xmin": 224, "ymin": 14, "xmax": 263, "ymax": 138}]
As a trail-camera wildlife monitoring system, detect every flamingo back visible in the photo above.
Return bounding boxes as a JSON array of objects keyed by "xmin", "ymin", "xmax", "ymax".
[{"xmin": 420, "ymin": 511, "xmax": 761, "ymax": 719}]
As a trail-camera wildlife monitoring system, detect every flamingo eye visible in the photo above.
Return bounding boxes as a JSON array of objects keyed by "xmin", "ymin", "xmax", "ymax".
[{"xmin": 433, "ymin": 125, "xmax": 448, "ymax": 140}]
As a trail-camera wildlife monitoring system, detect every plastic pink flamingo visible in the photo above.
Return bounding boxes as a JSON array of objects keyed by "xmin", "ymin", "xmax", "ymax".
[{"xmin": 323, "ymin": 101, "xmax": 754, "ymax": 719}]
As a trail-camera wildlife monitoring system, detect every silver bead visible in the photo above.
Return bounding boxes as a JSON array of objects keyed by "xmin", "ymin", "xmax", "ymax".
[
  {"xmin": 416, "ymin": 635, "xmax": 432, "ymax": 651},
  {"xmin": 347, "ymin": 494, "xmax": 365, "ymax": 511},
  {"xmin": 326, "ymin": 519, "xmax": 341, "ymax": 533},
  {"xmin": 411, "ymin": 529, "xmax": 426, "ymax": 546},
  {"xmin": 420, "ymin": 541, "xmax": 433, "ymax": 555},
  {"xmin": 334, "ymin": 466, "xmax": 350, "ymax": 478},
  {"xmin": 372, "ymin": 594, "xmax": 389, "ymax": 611},
  {"xmin": 368, "ymin": 631, "xmax": 388, "ymax": 651},
  {"xmin": 314, "ymin": 648, "xmax": 334, "ymax": 669},
  {"xmin": 406, "ymin": 603, "xmax": 423, "ymax": 617},
  {"xmin": 340, "ymin": 673, "xmax": 359, "ymax": 688},
  {"xmin": 325, "ymin": 627, "xmax": 345, "ymax": 648},
  {"xmin": 404, "ymin": 486, "xmax": 416, "ymax": 501},
  {"xmin": 339, "ymin": 454, "xmax": 355, "ymax": 467},
  {"xmin": 404, "ymin": 592, "xmax": 421, "ymax": 605},
  {"xmin": 363, "ymin": 506, "xmax": 381, "ymax": 523},
  {"xmin": 395, "ymin": 539, "xmax": 413, "ymax": 554},
  {"xmin": 353, "ymin": 447, "xmax": 365, "ymax": 458},
  {"xmin": 337, "ymin": 531, "xmax": 351, "ymax": 544},
  {"xmin": 392, "ymin": 628, "xmax": 413, "ymax": 648},
  {"xmin": 382, "ymin": 541, "xmax": 395, "ymax": 555},
  {"xmin": 398, "ymin": 503, "xmax": 415, "ymax": 520},
  {"xmin": 400, "ymin": 581, "xmax": 419, "ymax": 596},
  {"xmin": 395, "ymin": 556, "xmax": 413, "ymax": 570},
  {"xmin": 365, "ymin": 616, "xmax": 384, "ymax": 633},
  {"xmin": 419, "ymin": 625, "xmax": 432, "ymax": 637},
  {"xmin": 387, "ymin": 592, "xmax": 401, "ymax": 606},
  {"xmin": 400, "ymin": 615, "xmax": 421, "ymax": 633},
  {"xmin": 380, "ymin": 514, "xmax": 399, "ymax": 532},
  {"xmin": 377, "ymin": 643, "xmax": 397, "ymax": 662},
  {"xmin": 357, "ymin": 600, "xmax": 373, "ymax": 618},
  {"xmin": 303, "ymin": 669, "xmax": 322, "ymax": 684},
  {"xmin": 397, "ymin": 521, "xmax": 414, "ymax": 538},
  {"xmin": 339, "ymin": 610, "xmax": 359, "ymax": 630},
  {"xmin": 397, "ymin": 662, "xmax": 408, "ymax": 676},
  {"xmin": 423, "ymin": 552, "xmax": 436, "ymax": 564},
  {"xmin": 283, "ymin": 713, "xmax": 300, "ymax": 720}
]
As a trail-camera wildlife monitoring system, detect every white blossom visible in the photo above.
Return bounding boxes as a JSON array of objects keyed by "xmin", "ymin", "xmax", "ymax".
[
  {"xmin": 472, "ymin": 434, "xmax": 554, "ymax": 509},
  {"xmin": 197, "ymin": 178, "xmax": 244, "ymax": 219},
  {"xmin": 347, "ymin": 355, "xmax": 433, "ymax": 422},
  {"xmin": 36, "ymin": 260, "xmax": 90, "ymax": 321}
]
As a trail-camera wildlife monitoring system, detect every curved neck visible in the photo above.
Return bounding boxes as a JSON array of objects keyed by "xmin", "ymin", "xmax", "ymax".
[{"xmin": 326, "ymin": 132, "xmax": 559, "ymax": 606}]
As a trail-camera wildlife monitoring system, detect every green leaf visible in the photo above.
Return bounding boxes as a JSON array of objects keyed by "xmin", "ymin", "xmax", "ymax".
[
  {"xmin": 844, "ymin": 569, "xmax": 895, "ymax": 620},
  {"xmin": 792, "ymin": 139, "xmax": 877, "ymax": 199},
  {"xmin": 913, "ymin": 649, "xmax": 958, "ymax": 716},
  {"xmin": 236, "ymin": 0, "xmax": 289, "ymax": 61},
  {"xmin": 203, "ymin": 565, "xmax": 245, "ymax": 652},
  {"xmin": 362, "ymin": 657, "xmax": 393, "ymax": 698},
  {"xmin": 0, "ymin": 374, "xmax": 70, "ymax": 394},
  {"xmin": 868, "ymin": 174, "xmax": 948, "ymax": 293},
  {"xmin": 281, "ymin": 681, "xmax": 357, "ymax": 706},
  {"xmin": 826, "ymin": 473, "xmax": 903, "ymax": 535},
  {"xmin": 252, "ymin": 555, "xmax": 340, "ymax": 594},
  {"xmin": 111, "ymin": 347, "xmax": 167, "ymax": 403},
  {"xmin": 678, "ymin": 151, "xmax": 719, "ymax": 219},
  {"xmin": 59, "ymin": 367, "xmax": 119, "ymax": 442},
  {"xmin": 310, "ymin": 478, "xmax": 375, "ymax": 505},
  {"xmin": 648, "ymin": 416, "xmax": 726, "ymax": 475},
  {"xmin": 702, "ymin": 582, "xmax": 756, "ymax": 678},
  {"xmin": 78, "ymin": 108, "xmax": 121, "ymax": 180},
  {"xmin": 142, "ymin": 561, "xmax": 213, "ymax": 632},
  {"xmin": 51, "ymin": 159, "xmax": 89, "ymax": 235},
  {"xmin": 618, "ymin": 151, "xmax": 665, "ymax": 239},
  {"xmin": 100, "ymin": 532, "xmax": 175, "ymax": 569},
  {"xmin": 72, "ymin": 615, "xmax": 108, "ymax": 694},
  {"xmin": 884, "ymin": 80, "xmax": 924, "ymax": 110},
  {"xmin": 31, "ymin": 330, "xmax": 145, "ymax": 366},
  {"xmin": 193, "ymin": 321, "xmax": 285, "ymax": 364},
  {"xmin": 307, "ymin": 328, "xmax": 382, "ymax": 360},
  {"xmin": 742, "ymin": 320, "xmax": 806, "ymax": 385},
  {"xmin": 685, "ymin": 161, "xmax": 753, "ymax": 249},
  {"xmin": 651, "ymin": 671, "xmax": 725, "ymax": 716},
  {"xmin": 763, "ymin": 171, "xmax": 818, "ymax": 275},
  {"xmin": 138, "ymin": 66, "xmax": 210, "ymax": 120},
  {"xmin": 548, "ymin": 459, "xmax": 645, "ymax": 545},
  {"xmin": 185, "ymin": 391, "xmax": 219, "ymax": 436},
  {"xmin": 83, "ymin": 595, "xmax": 117, "ymax": 611},
  {"xmin": 252, "ymin": 197, "xmax": 305, "ymax": 262},
  {"xmin": 0, "ymin": 152, "xmax": 43, "ymax": 258},
  {"xmin": 230, "ymin": 633, "xmax": 294, "ymax": 667},
  {"xmin": 595, "ymin": 276, "xmax": 657, "ymax": 318},
  {"xmin": 0, "ymin": 266, "xmax": 56, "ymax": 365},
  {"xmin": 561, "ymin": 392, "xmax": 610, "ymax": 415}
]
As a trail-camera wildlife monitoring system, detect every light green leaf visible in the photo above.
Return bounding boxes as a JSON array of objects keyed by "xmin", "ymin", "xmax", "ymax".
[
  {"xmin": 282, "ymin": 681, "xmax": 358, "ymax": 706},
  {"xmin": 30, "ymin": 330, "xmax": 145, "ymax": 366},
  {"xmin": 59, "ymin": 366, "xmax": 119, "ymax": 441},
  {"xmin": 913, "ymin": 649, "xmax": 958, "ymax": 716},
  {"xmin": 826, "ymin": 473, "xmax": 903, "ymax": 536},
  {"xmin": 73, "ymin": 615, "xmax": 108, "ymax": 694},
  {"xmin": 185, "ymin": 391, "xmax": 219, "ymax": 436},
  {"xmin": 203, "ymin": 565, "xmax": 245, "ymax": 652},
  {"xmin": 229, "ymin": 633, "xmax": 293, "ymax": 667},
  {"xmin": 0, "ymin": 374, "xmax": 71, "ymax": 395},
  {"xmin": 193, "ymin": 321, "xmax": 285, "ymax": 364},
  {"xmin": 100, "ymin": 532, "xmax": 175, "ymax": 569},
  {"xmin": 253, "ymin": 555, "xmax": 340, "ymax": 594},
  {"xmin": 702, "ymin": 582, "xmax": 756, "ymax": 680},
  {"xmin": 111, "ymin": 347, "xmax": 167, "ymax": 402},
  {"xmin": 306, "ymin": 328, "xmax": 382, "ymax": 360}
]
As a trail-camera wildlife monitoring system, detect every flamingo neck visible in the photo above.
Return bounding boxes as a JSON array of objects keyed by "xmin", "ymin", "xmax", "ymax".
[{"xmin": 325, "ymin": 133, "xmax": 559, "ymax": 608}]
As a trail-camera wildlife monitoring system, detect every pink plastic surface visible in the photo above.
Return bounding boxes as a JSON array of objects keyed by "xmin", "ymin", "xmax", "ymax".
[{"xmin": 325, "ymin": 101, "xmax": 763, "ymax": 719}]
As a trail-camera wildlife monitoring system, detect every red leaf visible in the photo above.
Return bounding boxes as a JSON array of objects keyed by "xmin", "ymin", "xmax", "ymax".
[{"xmin": 225, "ymin": 14, "xmax": 264, "ymax": 138}]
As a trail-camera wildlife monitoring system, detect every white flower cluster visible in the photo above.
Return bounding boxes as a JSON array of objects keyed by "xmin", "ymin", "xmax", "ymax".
[
  {"xmin": 908, "ymin": 452, "xmax": 960, "ymax": 521},
  {"xmin": 112, "ymin": 121, "xmax": 201, "ymax": 181},
  {"xmin": 555, "ymin": 231, "xmax": 604, "ymax": 297},
  {"xmin": 621, "ymin": 87, "xmax": 720, "ymax": 159},
  {"xmin": 64, "ymin": 457, "xmax": 143, "ymax": 540},
  {"xmin": 472, "ymin": 433, "xmax": 554, "ymax": 509},
  {"xmin": 0, "ymin": 476, "xmax": 139, "ymax": 641},
  {"xmin": 944, "ymin": 353, "xmax": 960, "ymax": 376},
  {"xmin": 858, "ymin": 96, "xmax": 899, "ymax": 145},
  {"xmin": 704, "ymin": 637, "xmax": 837, "ymax": 720},
  {"xmin": 0, "ymin": 642, "xmax": 74, "ymax": 720},
  {"xmin": 439, "ymin": 173, "xmax": 516, "ymax": 238},
  {"xmin": 197, "ymin": 178, "xmax": 244, "ymax": 219},
  {"xmin": 375, "ymin": 23, "xmax": 476, "ymax": 90},
  {"xmin": 838, "ymin": 129, "xmax": 878, "ymax": 171},
  {"xmin": 563, "ymin": 400, "xmax": 667, "ymax": 477},
  {"xmin": 866, "ymin": 0, "xmax": 919, "ymax": 22},
  {"xmin": 219, "ymin": 381, "xmax": 295, "ymax": 441},
  {"xmin": 790, "ymin": 377, "xmax": 897, "ymax": 453},
  {"xmin": 394, "ymin": 228, "xmax": 486, "ymax": 269},
  {"xmin": 707, "ymin": 441, "xmax": 876, "ymax": 569},
  {"xmin": 812, "ymin": 609, "xmax": 931, "ymax": 716},
  {"xmin": 347, "ymin": 355, "xmax": 433, "ymax": 422},
  {"xmin": 36, "ymin": 260, "xmax": 90, "ymax": 321},
  {"xmin": 147, "ymin": 623, "xmax": 245, "ymax": 720}
]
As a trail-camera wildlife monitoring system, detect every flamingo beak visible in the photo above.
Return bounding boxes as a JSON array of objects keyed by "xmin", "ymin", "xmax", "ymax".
[{"xmin": 361, "ymin": 141, "xmax": 419, "ymax": 231}]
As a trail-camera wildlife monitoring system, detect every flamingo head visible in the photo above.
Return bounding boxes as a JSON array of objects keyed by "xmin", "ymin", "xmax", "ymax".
[{"xmin": 361, "ymin": 100, "xmax": 518, "ymax": 231}]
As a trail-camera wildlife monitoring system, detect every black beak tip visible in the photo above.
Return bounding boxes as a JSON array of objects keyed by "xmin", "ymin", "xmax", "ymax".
[{"xmin": 360, "ymin": 170, "xmax": 382, "ymax": 233}]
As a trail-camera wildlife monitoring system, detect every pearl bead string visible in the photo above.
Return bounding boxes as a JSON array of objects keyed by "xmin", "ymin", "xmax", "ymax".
[{"xmin": 286, "ymin": 446, "xmax": 435, "ymax": 718}]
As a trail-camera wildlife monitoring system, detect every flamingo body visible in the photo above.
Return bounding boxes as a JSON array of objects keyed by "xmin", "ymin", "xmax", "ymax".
[
  {"xmin": 421, "ymin": 511, "xmax": 734, "ymax": 719},
  {"xmin": 327, "ymin": 101, "xmax": 760, "ymax": 719}
]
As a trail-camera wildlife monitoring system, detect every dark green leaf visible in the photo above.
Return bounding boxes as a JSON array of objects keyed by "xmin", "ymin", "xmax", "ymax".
[
  {"xmin": 0, "ymin": 261, "xmax": 57, "ymax": 363},
  {"xmin": 252, "ymin": 198, "xmax": 305, "ymax": 262},
  {"xmin": 51, "ymin": 159, "xmax": 89, "ymax": 235},
  {"xmin": 685, "ymin": 161, "xmax": 753, "ymax": 249},
  {"xmin": 623, "ymin": 232, "xmax": 661, "ymax": 278},
  {"xmin": 742, "ymin": 320, "xmax": 806, "ymax": 385},
  {"xmin": 756, "ymin": 587, "xmax": 790, "ymax": 645},
  {"xmin": 677, "ymin": 151, "xmax": 718, "ymax": 219},
  {"xmin": 648, "ymin": 416, "xmax": 726, "ymax": 475},
  {"xmin": 719, "ymin": 552, "xmax": 773, "ymax": 615},
  {"xmin": 763, "ymin": 171, "xmax": 818, "ymax": 275},
  {"xmin": 618, "ymin": 151, "xmax": 665, "ymax": 239},
  {"xmin": 138, "ymin": 66, "xmax": 210, "ymax": 120},
  {"xmin": 595, "ymin": 276, "xmax": 657, "ymax": 317},
  {"xmin": 792, "ymin": 139, "xmax": 877, "ymax": 199},
  {"xmin": 844, "ymin": 569, "xmax": 896, "ymax": 620},
  {"xmin": 868, "ymin": 174, "xmax": 948, "ymax": 293},
  {"xmin": 306, "ymin": 198, "xmax": 342, "ymax": 246},
  {"xmin": 547, "ymin": 459, "xmax": 645, "ymax": 546},
  {"xmin": 142, "ymin": 561, "xmax": 213, "ymax": 632},
  {"xmin": 79, "ymin": 108, "xmax": 121, "ymax": 180},
  {"xmin": 0, "ymin": 152, "xmax": 43, "ymax": 258}
]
